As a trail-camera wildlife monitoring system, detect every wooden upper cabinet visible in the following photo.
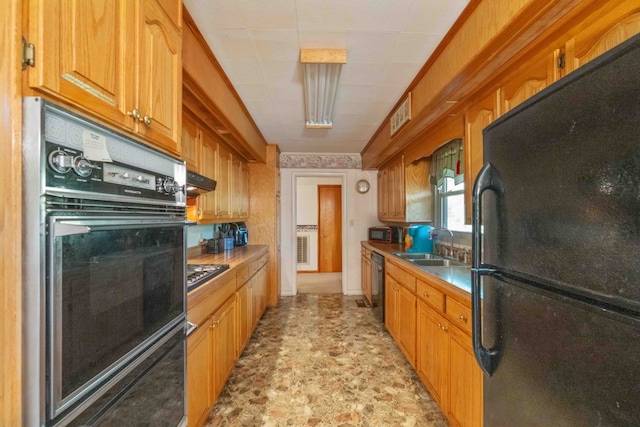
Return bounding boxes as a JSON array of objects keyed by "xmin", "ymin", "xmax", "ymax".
[
  {"xmin": 565, "ymin": 6, "xmax": 640, "ymax": 74},
  {"xmin": 215, "ymin": 144, "xmax": 232, "ymax": 220},
  {"xmin": 28, "ymin": 0, "xmax": 134, "ymax": 128},
  {"xmin": 463, "ymin": 91, "xmax": 498, "ymax": 225},
  {"xmin": 378, "ymin": 155, "xmax": 433, "ymax": 223},
  {"xmin": 499, "ymin": 50, "xmax": 556, "ymax": 115},
  {"xmin": 197, "ymin": 127, "xmax": 218, "ymax": 223},
  {"xmin": 26, "ymin": 0, "xmax": 182, "ymax": 155},
  {"xmin": 181, "ymin": 111, "xmax": 200, "ymax": 172},
  {"xmin": 136, "ymin": 0, "xmax": 182, "ymax": 154}
]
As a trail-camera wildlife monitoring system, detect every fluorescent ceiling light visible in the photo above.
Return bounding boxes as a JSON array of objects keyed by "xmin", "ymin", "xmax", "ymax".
[{"xmin": 301, "ymin": 49, "xmax": 347, "ymax": 129}]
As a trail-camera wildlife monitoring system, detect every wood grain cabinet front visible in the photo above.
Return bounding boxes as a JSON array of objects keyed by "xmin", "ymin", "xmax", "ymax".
[{"xmin": 27, "ymin": 0, "xmax": 182, "ymax": 155}]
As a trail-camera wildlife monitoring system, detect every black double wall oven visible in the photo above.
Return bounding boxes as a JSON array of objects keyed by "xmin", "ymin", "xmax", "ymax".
[{"xmin": 23, "ymin": 98, "xmax": 188, "ymax": 426}]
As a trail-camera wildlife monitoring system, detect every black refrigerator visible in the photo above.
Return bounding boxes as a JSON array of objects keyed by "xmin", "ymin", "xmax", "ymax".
[{"xmin": 471, "ymin": 33, "xmax": 640, "ymax": 426}]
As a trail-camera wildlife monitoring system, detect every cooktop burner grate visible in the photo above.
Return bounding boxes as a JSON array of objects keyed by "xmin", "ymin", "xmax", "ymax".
[{"xmin": 186, "ymin": 264, "xmax": 230, "ymax": 291}]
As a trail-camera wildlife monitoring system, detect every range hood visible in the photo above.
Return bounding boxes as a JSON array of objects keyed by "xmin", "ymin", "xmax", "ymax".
[{"xmin": 186, "ymin": 170, "xmax": 216, "ymax": 197}]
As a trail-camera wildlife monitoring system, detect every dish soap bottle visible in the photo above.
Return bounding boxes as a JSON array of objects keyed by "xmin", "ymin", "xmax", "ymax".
[{"xmin": 405, "ymin": 233, "xmax": 413, "ymax": 250}]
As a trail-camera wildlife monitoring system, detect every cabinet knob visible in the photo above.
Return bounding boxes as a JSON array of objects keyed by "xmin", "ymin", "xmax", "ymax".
[
  {"xmin": 423, "ymin": 292, "xmax": 429, "ymax": 298},
  {"xmin": 127, "ymin": 108, "xmax": 141, "ymax": 120},
  {"xmin": 459, "ymin": 315, "xmax": 467, "ymax": 323},
  {"xmin": 143, "ymin": 115, "xmax": 153, "ymax": 125}
]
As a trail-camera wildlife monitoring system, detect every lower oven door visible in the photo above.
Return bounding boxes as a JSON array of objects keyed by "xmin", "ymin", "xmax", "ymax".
[{"xmin": 47, "ymin": 214, "xmax": 187, "ymax": 421}]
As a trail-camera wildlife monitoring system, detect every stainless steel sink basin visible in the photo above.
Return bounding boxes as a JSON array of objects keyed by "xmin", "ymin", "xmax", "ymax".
[
  {"xmin": 392, "ymin": 252, "xmax": 441, "ymax": 260},
  {"xmin": 409, "ymin": 258, "xmax": 465, "ymax": 267}
]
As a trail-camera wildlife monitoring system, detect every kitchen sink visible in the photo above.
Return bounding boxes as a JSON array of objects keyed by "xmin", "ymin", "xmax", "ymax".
[
  {"xmin": 392, "ymin": 252, "xmax": 441, "ymax": 260},
  {"xmin": 409, "ymin": 258, "xmax": 465, "ymax": 267}
]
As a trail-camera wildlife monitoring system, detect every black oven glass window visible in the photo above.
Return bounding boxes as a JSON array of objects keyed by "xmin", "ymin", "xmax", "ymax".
[{"xmin": 52, "ymin": 224, "xmax": 185, "ymax": 403}]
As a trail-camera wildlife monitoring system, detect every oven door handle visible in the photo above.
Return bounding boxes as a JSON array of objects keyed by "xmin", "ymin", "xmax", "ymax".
[{"xmin": 52, "ymin": 219, "xmax": 190, "ymax": 237}]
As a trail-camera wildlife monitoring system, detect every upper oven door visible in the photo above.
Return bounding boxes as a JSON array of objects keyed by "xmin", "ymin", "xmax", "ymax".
[{"xmin": 47, "ymin": 214, "xmax": 187, "ymax": 419}]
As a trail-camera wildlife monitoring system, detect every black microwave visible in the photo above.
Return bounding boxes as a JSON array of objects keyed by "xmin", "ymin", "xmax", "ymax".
[{"xmin": 368, "ymin": 226, "xmax": 401, "ymax": 243}]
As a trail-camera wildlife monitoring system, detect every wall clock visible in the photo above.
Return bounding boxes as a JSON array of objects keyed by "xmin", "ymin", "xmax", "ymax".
[{"xmin": 356, "ymin": 179, "xmax": 370, "ymax": 194}]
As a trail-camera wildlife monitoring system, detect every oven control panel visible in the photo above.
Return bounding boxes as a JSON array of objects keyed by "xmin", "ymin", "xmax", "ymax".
[{"xmin": 44, "ymin": 142, "xmax": 186, "ymax": 205}]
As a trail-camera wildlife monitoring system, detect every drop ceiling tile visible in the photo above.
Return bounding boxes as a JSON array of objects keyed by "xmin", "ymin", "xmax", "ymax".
[
  {"xmin": 236, "ymin": 0, "xmax": 297, "ymax": 30},
  {"xmin": 383, "ymin": 63, "xmax": 421, "ymax": 86},
  {"xmin": 295, "ymin": 0, "xmax": 353, "ymax": 31},
  {"xmin": 221, "ymin": 60, "xmax": 264, "ymax": 85},
  {"xmin": 401, "ymin": 0, "xmax": 469, "ymax": 34},
  {"xmin": 389, "ymin": 32, "xmax": 443, "ymax": 64},
  {"xmin": 259, "ymin": 61, "xmax": 303, "ymax": 85},
  {"xmin": 249, "ymin": 30, "xmax": 300, "ymax": 62},
  {"xmin": 368, "ymin": 85, "xmax": 406, "ymax": 104},
  {"xmin": 339, "ymin": 63, "xmax": 390, "ymax": 86},
  {"xmin": 234, "ymin": 83, "xmax": 271, "ymax": 100},
  {"xmin": 347, "ymin": 0, "xmax": 412, "ymax": 32},
  {"xmin": 345, "ymin": 32, "xmax": 397, "ymax": 64},
  {"xmin": 183, "ymin": 0, "xmax": 244, "ymax": 29},
  {"xmin": 205, "ymin": 29, "xmax": 256, "ymax": 62},
  {"xmin": 266, "ymin": 83, "xmax": 304, "ymax": 102},
  {"xmin": 298, "ymin": 31, "xmax": 348, "ymax": 49}
]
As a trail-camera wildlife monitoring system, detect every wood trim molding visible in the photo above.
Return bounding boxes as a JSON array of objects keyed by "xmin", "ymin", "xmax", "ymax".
[{"xmin": 361, "ymin": 0, "xmax": 603, "ymax": 169}]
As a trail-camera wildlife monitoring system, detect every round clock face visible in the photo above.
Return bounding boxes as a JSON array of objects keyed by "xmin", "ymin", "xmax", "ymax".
[{"xmin": 356, "ymin": 179, "xmax": 370, "ymax": 194}]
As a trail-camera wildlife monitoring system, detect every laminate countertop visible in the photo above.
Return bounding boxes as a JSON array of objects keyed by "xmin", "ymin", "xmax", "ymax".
[
  {"xmin": 187, "ymin": 244, "xmax": 268, "ymax": 299},
  {"xmin": 362, "ymin": 241, "xmax": 472, "ymax": 302}
]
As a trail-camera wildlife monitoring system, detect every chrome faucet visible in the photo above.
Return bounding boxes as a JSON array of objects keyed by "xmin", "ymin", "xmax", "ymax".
[{"xmin": 430, "ymin": 227, "xmax": 454, "ymax": 259}]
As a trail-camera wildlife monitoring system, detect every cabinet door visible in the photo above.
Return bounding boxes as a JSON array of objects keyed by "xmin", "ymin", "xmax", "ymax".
[
  {"xmin": 212, "ymin": 297, "xmax": 236, "ymax": 400},
  {"xmin": 417, "ymin": 301, "xmax": 449, "ymax": 409},
  {"xmin": 236, "ymin": 284, "xmax": 249, "ymax": 356},
  {"xmin": 181, "ymin": 112, "xmax": 200, "ymax": 172},
  {"xmin": 29, "ymin": 0, "xmax": 134, "ymax": 128},
  {"xmin": 231, "ymin": 156, "xmax": 243, "ymax": 218},
  {"xmin": 464, "ymin": 91, "xmax": 497, "ymax": 224},
  {"xmin": 398, "ymin": 284, "xmax": 417, "ymax": 368},
  {"xmin": 215, "ymin": 144, "xmax": 232, "ymax": 219},
  {"xmin": 137, "ymin": 0, "xmax": 181, "ymax": 154},
  {"xmin": 197, "ymin": 128, "xmax": 218, "ymax": 222},
  {"xmin": 390, "ymin": 157, "xmax": 406, "ymax": 220},
  {"xmin": 377, "ymin": 169, "xmax": 389, "ymax": 220},
  {"xmin": 187, "ymin": 318, "xmax": 212, "ymax": 427},
  {"xmin": 240, "ymin": 161, "xmax": 250, "ymax": 219},
  {"xmin": 384, "ymin": 275, "xmax": 398, "ymax": 339},
  {"xmin": 448, "ymin": 325, "xmax": 483, "ymax": 427}
]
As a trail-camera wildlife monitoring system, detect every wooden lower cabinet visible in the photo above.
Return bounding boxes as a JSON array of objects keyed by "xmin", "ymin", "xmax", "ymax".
[
  {"xmin": 187, "ymin": 296, "xmax": 235, "ymax": 427},
  {"xmin": 379, "ymin": 252, "xmax": 482, "ymax": 427},
  {"xmin": 417, "ymin": 300, "xmax": 449, "ymax": 407},
  {"xmin": 187, "ymin": 317, "xmax": 212, "ymax": 427}
]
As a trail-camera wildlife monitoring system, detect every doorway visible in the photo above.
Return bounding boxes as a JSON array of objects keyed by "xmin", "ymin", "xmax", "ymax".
[{"xmin": 294, "ymin": 175, "xmax": 345, "ymax": 294}]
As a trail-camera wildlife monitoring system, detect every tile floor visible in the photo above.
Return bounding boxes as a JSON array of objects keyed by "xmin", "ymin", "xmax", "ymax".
[{"xmin": 204, "ymin": 294, "xmax": 448, "ymax": 427}]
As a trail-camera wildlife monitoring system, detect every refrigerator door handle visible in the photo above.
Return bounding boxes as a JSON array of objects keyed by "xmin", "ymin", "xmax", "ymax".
[{"xmin": 472, "ymin": 163, "xmax": 502, "ymax": 376}]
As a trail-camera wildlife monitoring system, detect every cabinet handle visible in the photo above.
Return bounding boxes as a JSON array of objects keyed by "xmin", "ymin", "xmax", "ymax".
[
  {"xmin": 459, "ymin": 315, "xmax": 468, "ymax": 323},
  {"xmin": 127, "ymin": 108, "xmax": 141, "ymax": 120},
  {"xmin": 423, "ymin": 292, "xmax": 429, "ymax": 298},
  {"xmin": 143, "ymin": 115, "xmax": 153, "ymax": 125},
  {"xmin": 210, "ymin": 324, "xmax": 216, "ymax": 330}
]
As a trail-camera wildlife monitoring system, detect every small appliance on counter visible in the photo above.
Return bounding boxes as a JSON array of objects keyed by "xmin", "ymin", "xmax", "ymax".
[
  {"xmin": 233, "ymin": 222, "xmax": 248, "ymax": 246},
  {"xmin": 406, "ymin": 225, "xmax": 434, "ymax": 253},
  {"xmin": 368, "ymin": 226, "xmax": 402, "ymax": 243}
]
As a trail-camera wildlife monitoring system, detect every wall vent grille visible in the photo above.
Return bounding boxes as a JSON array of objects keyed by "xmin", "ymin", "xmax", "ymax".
[{"xmin": 297, "ymin": 235, "xmax": 310, "ymax": 264}]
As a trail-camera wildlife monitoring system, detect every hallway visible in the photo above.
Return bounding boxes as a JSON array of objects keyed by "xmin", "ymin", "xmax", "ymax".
[{"xmin": 204, "ymin": 294, "xmax": 447, "ymax": 427}]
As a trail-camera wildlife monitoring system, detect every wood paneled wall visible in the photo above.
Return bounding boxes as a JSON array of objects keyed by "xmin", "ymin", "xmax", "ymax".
[{"xmin": 1, "ymin": 0, "xmax": 23, "ymax": 423}]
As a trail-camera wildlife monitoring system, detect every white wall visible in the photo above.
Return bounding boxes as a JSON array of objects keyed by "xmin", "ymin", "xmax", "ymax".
[
  {"xmin": 281, "ymin": 169, "xmax": 379, "ymax": 296},
  {"xmin": 296, "ymin": 176, "xmax": 343, "ymax": 271}
]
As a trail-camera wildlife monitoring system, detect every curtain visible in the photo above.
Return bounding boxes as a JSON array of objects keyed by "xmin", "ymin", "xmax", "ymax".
[{"xmin": 430, "ymin": 138, "xmax": 464, "ymax": 190}]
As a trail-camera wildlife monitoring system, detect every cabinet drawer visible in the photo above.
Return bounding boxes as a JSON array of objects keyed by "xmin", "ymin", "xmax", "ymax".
[
  {"xmin": 416, "ymin": 279, "xmax": 445, "ymax": 313},
  {"xmin": 386, "ymin": 260, "xmax": 416, "ymax": 293},
  {"xmin": 188, "ymin": 275, "xmax": 236, "ymax": 326},
  {"xmin": 236, "ymin": 266, "xmax": 250, "ymax": 286},
  {"xmin": 446, "ymin": 297, "xmax": 472, "ymax": 335}
]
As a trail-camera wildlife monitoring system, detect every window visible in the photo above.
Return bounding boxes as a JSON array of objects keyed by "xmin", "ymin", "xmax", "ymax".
[{"xmin": 438, "ymin": 177, "xmax": 472, "ymax": 233}]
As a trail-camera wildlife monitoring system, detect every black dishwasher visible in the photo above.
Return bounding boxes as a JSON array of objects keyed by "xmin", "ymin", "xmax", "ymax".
[{"xmin": 371, "ymin": 252, "xmax": 385, "ymax": 322}]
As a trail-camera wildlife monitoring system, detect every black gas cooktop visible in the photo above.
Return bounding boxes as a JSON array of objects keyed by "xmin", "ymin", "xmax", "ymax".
[{"xmin": 186, "ymin": 264, "xmax": 230, "ymax": 292}]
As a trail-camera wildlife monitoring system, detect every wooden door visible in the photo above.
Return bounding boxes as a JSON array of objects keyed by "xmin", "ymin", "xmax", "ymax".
[
  {"xmin": 197, "ymin": 127, "xmax": 217, "ymax": 222},
  {"xmin": 398, "ymin": 284, "xmax": 417, "ymax": 368},
  {"xmin": 385, "ymin": 275, "xmax": 399, "ymax": 339},
  {"xmin": 235, "ymin": 284, "xmax": 249, "ymax": 356},
  {"xmin": 212, "ymin": 297, "xmax": 235, "ymax": 400},
  {"xmin": 181, "ymin": 111, "xmax": 200, "ymax": 172},
  {"xmin": 318, "ymin": 185, "xmax": 342, "ymax": 272},
  {"xmin": 448, "ymin": 326, "xmax": 483, "ymax": 427},
  {"xmin": 215, "ymin": 144, "xmax": 232, "ymax": 219}
]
